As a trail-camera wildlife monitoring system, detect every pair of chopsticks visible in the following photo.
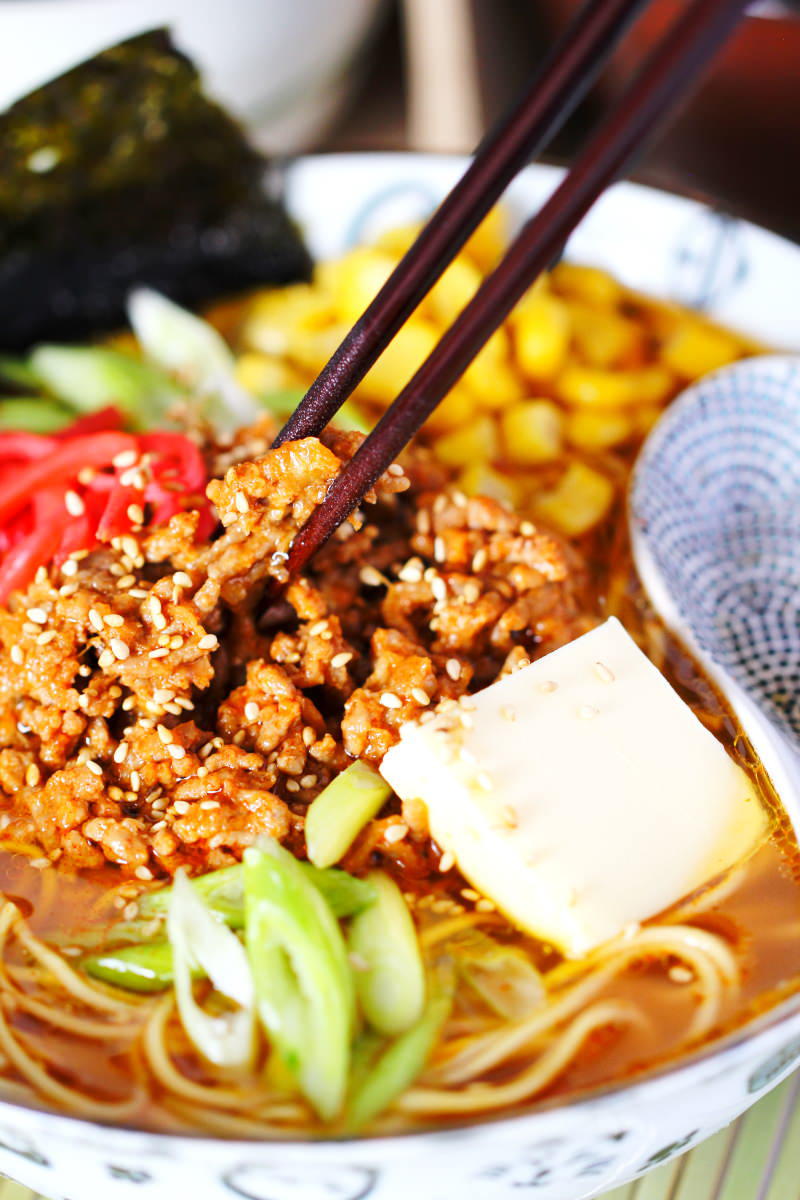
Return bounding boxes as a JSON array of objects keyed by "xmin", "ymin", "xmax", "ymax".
[{"xmin": 276, "ymin": 0, "xmax": 747, "ymax": 578}]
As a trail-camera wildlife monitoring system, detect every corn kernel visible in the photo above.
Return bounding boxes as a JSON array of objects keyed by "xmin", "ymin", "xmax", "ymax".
[
  {"xmin": 565, "ymin": 409, "xmax": 635, "ymax": 451},
  {"xmin": 235, "ymin": 352, "xmax": 305, "ymax": 397},
  {"xmin": 359, "ymin": 318, "xmax": 441, "ymax": 406},
  {"xmin": 433, "ymin": 416, "xmax": 498, "ymax": 468},
  {"xmin": 464, "ymin": 357, "xmax": 528, "ymax": 411},
  {"xmin": 660, "ymin": 322, "xmax": 741, "ymax": 380},
  {"xmin": 550, "ymin": 262, "xmax": 621, "ymax": 308},
  {"xmin": 241, "ymin": 285, "xmax": 333, "ymax": 355},
  {"xmin": 513, "ymin": 294, "xmax": 571, "ymax": 382},
  {"xmin": 630, "ymin": 365, "xmax": 675, "ymax": 406},
  {"xmin": 569, "ymin": 303, "xmax": 644, "ymax": 369},
  {"xmin": 375, "ymin": 222, "xmax": 423, "ymax": 258},
  {"xmin": 533, "ymin": 461, "xmax": 615, "ymax": 536},
  {"xmin": 325, "ymin": 247, "xmax": 398, "ymax": 324},
  {"xmin": 425, "ymin": 256, "xmax": 482, "ymax": 326},
  {"xmin": 459, "ymin": 462, "xmax": 520, "ymax": 508},
  {"xmin": 501, "ymin": 400, "xmax": 563, "ymax": 464},
  {"xmin": 462, "ymin": 206, "xmax": 507, "ymax": 272},
  {"xmin": 423, "ymin": 385, "xmax": 477, "ymax": 434}
]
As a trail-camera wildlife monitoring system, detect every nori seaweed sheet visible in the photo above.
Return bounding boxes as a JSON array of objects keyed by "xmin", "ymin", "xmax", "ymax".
[{"xmin": 0, "ymin": 29, "xmax": 312, "ymax": 351}]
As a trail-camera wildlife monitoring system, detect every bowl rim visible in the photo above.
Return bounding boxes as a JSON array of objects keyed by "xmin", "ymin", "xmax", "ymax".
[{"xmin": 3, "ymin": 150, "xmax": 800, "ymax": 1153}]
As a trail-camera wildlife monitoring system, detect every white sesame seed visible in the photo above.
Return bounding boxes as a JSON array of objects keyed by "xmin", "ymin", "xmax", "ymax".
[
  {"xmin": 126, "ymin": 504, "xmax": 145, "ymax": 525},
  {"xmin": 476, "ymin": 898, "xmax": 496, "ymax": 913},
  {"xmin": 85, "ymin": 760, "xmax": 103, "ymax": 777},
  {"xmin": 36, "ymin": 630, "xmax": 57, "ymax": 646},
  {"xmin": 149, "ymin": 647, "xmax": 170, "ymax": 659},
  {"xmin": 198, "ymin": 634, "xmax": 218, "ymax": 652},
  {"xmin": 331, "ymin": 652, "xmax": 352, "ymax": 669},
  {"xmin": 578, "ymin": 704, "xmax": 599, "ymax": 720},
  {"xmin": 500, "ymin": 705, "xmax": 516, "ymax": 722},
  {"xmin": 122, "ymin": 696, "xmax": 136, "ymax": 711},
  {"xmin": 10, "ymin": 645, "xmax": 23, "ymax": 665},
  {"xmin": 538, "ymin": 679, "xmax": 558, "ymax": 694},
  {"xmin": 308, "ymin": 620, "xmax": 328, "ymax": 637},
  {"xmin": 471, "ymin": 548, "xmax": 488, "ymax": 572},
  {"xmin": 398, "ymin": 558, "xmax": 423, "ymax": 583},
  {"xmin": 61, "ymin": 558, "xmax": 78, "ymax": 577},
  {"xmin": 302, "ymin": 726, "xmax": 316, "ymax": 747},
  {"xmin": 173, "ymin": 572, "xmax": 192, "ymax": 589},
  {"xmin": 26, "ymin": 607, "xmax": 47, "ymax": 625},
  {"xmin": 433, "ymin": 536, "xmax": 446, "ymax": 562},
  {"xmin": 103, "ymin": 613, "xmax": 124, "ymax": 628},
  {"xmin": 112, "ymin": 449, "xmax": 137, "ymax": 469},
  {"xmin": 669, "ymin": 965, "xmax": 694, "ymax": 984},
  {"xmin": 113, "ymin": 742, "xmax": 129, "ymax": 764},
  {"xmin": 199, "ymin": 799, "xmax": 220, "ymax": 810},
  {"xmin": 477, "ymin": 772, "xmax": 493, "ymax": 791},
  {"xmin": 438, "ymin": 850, "xmax": 455, "ymax": 872},
  {"xmin": 379, "ymin": 692, "xmax": 403, "ymax": 710},
  {"xmin": 445, "ymin": 658, "xmax": 461, "ymax": 681},
  {"xmin": 520, "ymin": 521, "xmax": 536, "ymax": 536},
  {"xmin": 235, "ymin": 492, "xmax": 250, "ymax": 514},
  {"xmin": 167, "ymin": 744, "xmax": 186, "ymax": 761},
  {"xmin": 172, "ymin": 800, "xmax": 190, "ymax": 815},
  {"xmin": 30, "ymin": 858, "xmax": 52, "ymax": 870},
  {"xmin": 25, "ymin": 763, "xmax": 41, "ymax": 787},
  {"xmin": 64, "ymin": 490, "xmax": 85, "ymax": 517},
  {"xmin": 431, "ymin": 576, "xmax": 448, "ymax": 603},
  {"xmin": 130, "ymin": 770, "xmax": 141, "ymax": 791},
  {"xmin": 411, "ymin": 687, "xmax": 431, "ymax": 706},
  {"xmin": 387, "ymin": 463, "xmax": 405, "ymax": 477},
  {"xmin": 384, "ymin": 823, "xmax": 409, "ymax": 845},
  {"xmin": 134, "ymin": 866, "xmax": 153, "ymax": 881},
  {"xmin": 110, "ymin": 638, "xmax": 130, "ymax": 661},
  {"xmin": 97, "ymin": 649, "xmax": 115, "ymax": 669},
  {"xmin": 117, "ymin": 574, "xmax": 136, "ymax": 590},
  {"xmin": 153, "ymin": 688, "xmax": 174, "ymax": 704},
  {"xmin": 122, "ymin": 902, "xmax": 139, "ymax": 921},
  {"xmin": 359, "ymin": 565, "xmax": 386, "ymax": 587},
  {"xmin": 156, "ymin": 725, "xmax": 172, "ymax": 745},
  {"xmin": 153, "ymin": 612, "xmax": 168, "ymax": 632},
  {"xmin": 244, "ymin": 701, "xmax": 260, "ymax": 722},
  {"xmin": 88, "ymin": 608, "xmax": 104, "ymax": 632},
  {"xmin": 285, "ymin": 779, "xmax": 300, "ymax": 793}
]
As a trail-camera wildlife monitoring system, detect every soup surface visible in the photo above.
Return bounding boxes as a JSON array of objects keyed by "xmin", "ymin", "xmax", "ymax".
[{"xmin": 0, "ymin": 220, "xmax": 798, "ymax": 1137}]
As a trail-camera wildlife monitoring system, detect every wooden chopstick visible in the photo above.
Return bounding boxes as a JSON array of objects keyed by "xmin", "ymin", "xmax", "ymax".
[
  {"xmin": 283, "ymin": 0, "xmax": 747, "ymax": 578},
  {"xmin": 274, "ymin": 0, "xmax": 651, "ymax": 448}
]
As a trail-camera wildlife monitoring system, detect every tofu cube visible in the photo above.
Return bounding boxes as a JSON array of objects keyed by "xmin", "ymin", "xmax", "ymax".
[{"xmin": 380, "ymin": 619, "xmax": 768, "ymax": 957}]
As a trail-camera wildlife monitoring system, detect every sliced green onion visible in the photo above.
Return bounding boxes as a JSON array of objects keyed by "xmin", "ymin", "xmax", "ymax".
[
  {"xmin": 258, "ymin": 386, "xmax": 371, "ymax": 435},
  {"xmin": 346, "ymin": 971, "xmax": 454, "ymax": 1130},
  {"xmin": 138, "ymin": 860, "xmax": 375, "ymax": 925},
  {"xmin": 0, "ymin": 356, "xmax": 42, "ymax": 392},
  {"xmin": 168, "ymin": 871, "xmax": 256, "ymax": 1070},
  {"xmin": 127, "ymin": 288, "xmax": 259, "ymax": 431},
  {"xmin": 0, "ymin": 399, "xmax": 74, "ymax": 433},
  {"xmin": 348, "ymin": 871, "xmax": 425, "ymax": 1036},
  {"xmin": 244, "ymin": 839, "xmax": 354, "ymax": 1120},
  {"xmin": 453, "ymin": 929, "xmax": 546, "ymax": 1020},
  {"xmin": 82, "ymin": 941, "xmax": 178, "ymax": 992},
  {"xmin": 81, "ymin": 864, "xmax": 375, "ymax": 995},
  {"xmin": 305, "ymin": 760, "xmax": 391, "ymax": 869},
  {"xmin": 30, "ymin": 345, "xmax": 180, "ymax": 428}
]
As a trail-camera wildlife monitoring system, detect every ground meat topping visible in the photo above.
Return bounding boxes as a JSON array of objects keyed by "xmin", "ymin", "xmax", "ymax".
[{"xmin": 0, "ymin": 431, "xmax": 588, "ymax": 883}]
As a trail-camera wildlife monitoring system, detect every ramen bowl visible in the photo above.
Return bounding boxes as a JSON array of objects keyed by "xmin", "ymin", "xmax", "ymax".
[{"xmin": 1, "ymin": 155, "xmax": 800, "ymax": 1200}]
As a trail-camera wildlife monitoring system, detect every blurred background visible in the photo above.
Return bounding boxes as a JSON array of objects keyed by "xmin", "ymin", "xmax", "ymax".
[{"xmin": 1, "ymin": 0, "xmax": 798, "ymax": 242}]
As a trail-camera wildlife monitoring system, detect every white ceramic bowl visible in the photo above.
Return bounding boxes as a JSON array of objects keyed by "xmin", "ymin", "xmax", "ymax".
[
  {"xmin": 2, "ymin": 155, "xmax": 800, "ymax": 1200},
  {"xmin": 0, "ymin": 1, "xmax": 385, "ymax": 153}
]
